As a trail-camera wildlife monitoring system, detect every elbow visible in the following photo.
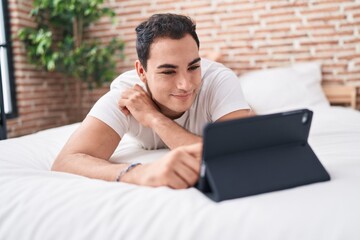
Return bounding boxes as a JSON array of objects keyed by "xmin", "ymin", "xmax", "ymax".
[{"xmin": 51, "ymin": 154, "xmax": 69, "ymax": 172}]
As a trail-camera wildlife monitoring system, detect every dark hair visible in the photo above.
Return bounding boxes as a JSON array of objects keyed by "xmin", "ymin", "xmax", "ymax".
[{"xmin": 135, "ymin": 13, "xmax": 200, "ymax": 70}]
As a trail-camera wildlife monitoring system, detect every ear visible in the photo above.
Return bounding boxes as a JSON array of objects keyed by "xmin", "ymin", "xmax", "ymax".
[{"xmin": 135, "ymin": 60, "xmax": 147, "ymax": 83}]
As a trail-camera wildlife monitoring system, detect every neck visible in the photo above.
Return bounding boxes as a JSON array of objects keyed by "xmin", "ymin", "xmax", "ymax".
[{"xmin": 157, "ymin": 102, "xmax": 185, "ymax": 119}]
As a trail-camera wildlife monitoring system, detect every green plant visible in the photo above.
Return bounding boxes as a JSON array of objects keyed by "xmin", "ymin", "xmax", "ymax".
[{"xmin": 18, "ymin": 0, "xmax": 125, "ymax": 88}]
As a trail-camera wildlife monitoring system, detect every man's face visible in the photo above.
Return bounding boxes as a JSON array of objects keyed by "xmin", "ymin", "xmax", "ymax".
[{"xmin": 140, "ymin": 34, "xmax": 201, "ymax": 119}]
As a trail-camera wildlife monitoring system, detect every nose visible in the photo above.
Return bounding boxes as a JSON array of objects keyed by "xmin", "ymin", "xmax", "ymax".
[{"xmin": 176, "ymin": 73, "xmax": 191, "ymax": 91}]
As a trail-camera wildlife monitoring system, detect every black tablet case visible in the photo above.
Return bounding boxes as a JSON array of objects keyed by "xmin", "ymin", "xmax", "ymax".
[{"xmin": 197, "ymin": 109, "xmax": 330, "ymax": 202}]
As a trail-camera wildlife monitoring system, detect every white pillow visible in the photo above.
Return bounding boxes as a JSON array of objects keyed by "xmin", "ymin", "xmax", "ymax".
[{"xmin": 239, "ymin": 62, "xmax": 330, "ymax": 114}]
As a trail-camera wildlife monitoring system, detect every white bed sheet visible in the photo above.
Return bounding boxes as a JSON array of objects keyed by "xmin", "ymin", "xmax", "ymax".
[{"xmin": 1, "ymin": 106, "xmax": 360, "ymax": 240}]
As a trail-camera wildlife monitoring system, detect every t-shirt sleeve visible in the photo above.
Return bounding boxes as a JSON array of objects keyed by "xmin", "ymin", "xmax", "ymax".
[
  {"xmin": 87, "ymin": 89, "xmax": 129, "ymax": 138},
  {"xmin": 207, "ymin": 68, "xmax": 250, "ymax": 121}
]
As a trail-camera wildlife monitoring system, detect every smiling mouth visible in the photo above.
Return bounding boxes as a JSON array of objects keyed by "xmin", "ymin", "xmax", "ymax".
[{"xmin": 171, "ymin": 92, "xmax": 193, "ymax": 99}]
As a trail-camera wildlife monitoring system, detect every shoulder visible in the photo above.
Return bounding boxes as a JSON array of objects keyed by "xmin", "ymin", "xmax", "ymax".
[
  {"xmin": 200, "ymin": 58, "xmax": 239, "ymax": 91},
  {"xmin": 110, "ymin": 69, "xmax": 144, "ymax": 90},
  {"xmin": 200, "ymin": 58, "xmax": 234, "ymax": 78}
]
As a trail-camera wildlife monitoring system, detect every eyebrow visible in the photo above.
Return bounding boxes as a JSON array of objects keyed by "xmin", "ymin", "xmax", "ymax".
[
  {"xmin": 188, "ymin": 57, "xmax": 201, "ymax": 66},
  {"xmin": 157, "ymin": 57, "xmax": 201, "ymax": 69}
]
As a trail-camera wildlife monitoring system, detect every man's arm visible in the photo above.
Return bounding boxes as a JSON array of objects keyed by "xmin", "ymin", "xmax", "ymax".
[
  {"xmin": 147, "ymin": 108, "xmax": 253, "ymax": 149},
  {"xmin": 216, "ymin": 108, "xmax": 254, "ymax": 122},
  {"xmin": 52, "ymin": 116, "xmax": 124, "ymax": 181},
  {"xmin": 148, "ymin": 113, "xmax": 202, "ymax": 150},
  {"xmin": 52, "ymin": 116, "xmax": 202, "ymax": 188}
]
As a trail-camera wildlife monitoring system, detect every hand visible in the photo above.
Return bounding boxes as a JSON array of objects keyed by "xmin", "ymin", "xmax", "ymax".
[
  {"xmin": 118, "ymin": 84, "xmax": 161, "ymax": 127},
  {"xmin": 121, "ymin": 143, "xmax": 203, "ymax": 189}
]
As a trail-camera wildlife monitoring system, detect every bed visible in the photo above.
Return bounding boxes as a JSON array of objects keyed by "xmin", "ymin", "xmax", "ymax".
[{"xmin": 1, "ymin": 62, "xmax": 360, "ymax": 239}]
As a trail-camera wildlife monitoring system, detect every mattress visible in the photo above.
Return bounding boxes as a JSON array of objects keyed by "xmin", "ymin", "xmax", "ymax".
[{"xmin": 1, "ymin": 106, "xmax": 360, "ymax": 240}]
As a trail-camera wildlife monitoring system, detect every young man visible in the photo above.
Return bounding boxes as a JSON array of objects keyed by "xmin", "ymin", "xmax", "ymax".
[{"xmin": 52, "ymin": 13, "xmax": 251, "ymax": 189}]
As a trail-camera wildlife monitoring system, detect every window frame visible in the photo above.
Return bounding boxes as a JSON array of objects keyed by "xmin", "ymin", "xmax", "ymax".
[{"xmin": 0, "ymin": 0, "xmax": 17, "ymax": 119}]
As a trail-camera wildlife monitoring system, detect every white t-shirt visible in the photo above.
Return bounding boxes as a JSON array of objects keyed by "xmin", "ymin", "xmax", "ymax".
[{"xmin": 88, "ymin": 58, "xmax": 249, "ymax": 150}]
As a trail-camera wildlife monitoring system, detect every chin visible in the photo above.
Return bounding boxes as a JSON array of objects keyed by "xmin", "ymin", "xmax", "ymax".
[
  {"xmin": 172, "ymin": 101, "xmax": 193, "ymax": 111},
  {"xmin": 161, "ymin": 104, "xmax": 191, "ymax": 119}
]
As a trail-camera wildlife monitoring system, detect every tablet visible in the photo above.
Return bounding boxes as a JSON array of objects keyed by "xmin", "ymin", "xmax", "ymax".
[{"xmin": 196, "ymin": 109, "xmax": 330, "ymax": 202}]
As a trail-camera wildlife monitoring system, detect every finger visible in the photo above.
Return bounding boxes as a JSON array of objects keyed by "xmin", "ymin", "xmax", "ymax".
[
  {"xmin": 120, "ymin": 89, "xmax": 135, "ymax": 99},
  {"xmin": 160, "ymin": 152, "xmax": 195, "ymax": 189},
  {"xmin": 133, "ymin": 84, "xmax": 145, "ymax": 92},
  {"xmin": 173, "ymin": 161, "xmax": 199, "ymax": 187},
  {"xmin": 181, "ymin": 143, "xmax": 203, "ymax": 158},
  {"xmin": 169, "ymin": 149, "xmax": 200, "ymax": 182},
  {"xmin": 180, "ymin": 153, "xmax": 201, "ymax": 176},
  {"xmin": 121, "ymin": 107, "xmax": 130, "ymax": 116},
  {"xmin": 118, "ymin": 99, "xmax": 130, "ymax": 115},
  {"xmin": 167, "ymin": 171, "xmax": 190, "ymax": 189},
  {"xmin": 118, "ymin": 99, "xmax": 127, "ymax": 108},
  {"xmin": 175, "ymin": 145, "xmax": 203, "ymax": 173}
]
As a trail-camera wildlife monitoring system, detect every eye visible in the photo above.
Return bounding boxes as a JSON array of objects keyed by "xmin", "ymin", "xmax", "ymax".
[
  {"xmin": 188, "ymin": 65, "xmax": 200, "ymax": 71},
  {"xmin": 161, "ymin": 70, "xmax": 176, "ymax": 75}
]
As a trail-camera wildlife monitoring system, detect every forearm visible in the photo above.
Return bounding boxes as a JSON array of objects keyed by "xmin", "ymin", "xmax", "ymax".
[
  {"xmin": 52, "ymin": 153, "xmax": 128, "ymax": 182},
  {"xmin": 150, "ymin": 113, "xmax": 202, "ymax": 150}
]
